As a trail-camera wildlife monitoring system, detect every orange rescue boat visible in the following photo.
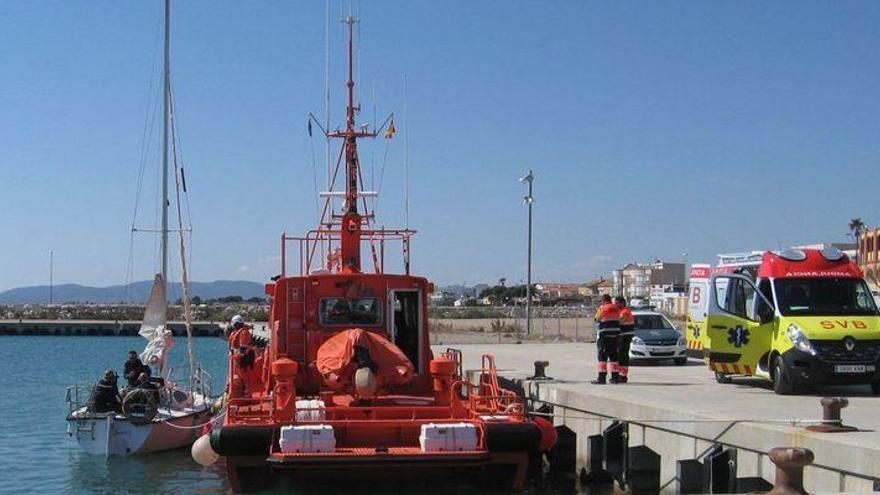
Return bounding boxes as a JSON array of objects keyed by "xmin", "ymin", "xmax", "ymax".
[{"xmin": 193, "ymin": 16, "xmax": 556, "ymax": 492}]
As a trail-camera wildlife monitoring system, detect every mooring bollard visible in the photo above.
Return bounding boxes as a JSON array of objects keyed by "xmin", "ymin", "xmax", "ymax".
[
  {"xmin": 806, "ymin": 397, "xmax": 857, "ymax": 433},
  {"xmin": 767, "ymin": 447, "xmax": 814, "ymax": 495},
  {"xmin": 530, "ymin": 360, "xmax": 553, "ymax": 380}
]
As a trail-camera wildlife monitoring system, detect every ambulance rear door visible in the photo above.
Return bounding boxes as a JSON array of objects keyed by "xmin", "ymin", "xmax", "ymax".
[
  {"xmin": 706, "ymin": 274, "xmax": 774, "ymax": 376},
  {"xmin": 686, "ymin": 265, "xmax": 711, "ymax": 354}
]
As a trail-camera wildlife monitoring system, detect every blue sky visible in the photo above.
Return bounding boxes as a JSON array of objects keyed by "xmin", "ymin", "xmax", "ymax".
[{"xmin": 2, "ymin": 1, "xmax": 880, "ymax": 291}]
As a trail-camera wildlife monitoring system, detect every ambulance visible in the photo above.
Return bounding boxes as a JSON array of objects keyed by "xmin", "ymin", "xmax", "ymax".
[
  {"xmin": 699, "ymin": 247, "xmax": 880, "ymax": 394},
  {"xmin": 686, "ymin": 251, "xmax": 763, "ymax": 358}
]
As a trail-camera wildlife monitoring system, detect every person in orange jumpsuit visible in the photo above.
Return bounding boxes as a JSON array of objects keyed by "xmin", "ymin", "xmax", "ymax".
[
  {"xmin": 592, "ymin": 294, "xmax": 621, "ymax": 384},
  {"xmin": 616, "ymin": 296, "xmax": 635, "ymax": 383},
  {"xmin": 227, "ymin": 315, "xmax": 253, "ymax": 348},
  {"xmin": 227, "ymin": 315, "xmax": 255, "ymax": 370}
]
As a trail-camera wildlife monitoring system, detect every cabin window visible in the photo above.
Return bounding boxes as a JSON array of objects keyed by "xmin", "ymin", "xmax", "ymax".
[{"xmin": 319, "ymin": 298, "xmax": 383, "ymax": 326}]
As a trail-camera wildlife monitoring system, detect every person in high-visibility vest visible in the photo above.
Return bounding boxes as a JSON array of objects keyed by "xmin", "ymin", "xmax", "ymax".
[
  {"xmin": 616, "ymin": 296, "xmax": 635, "ymax": 383},
  {"xmin": 592, "ymin": 294, "xmax": 621, "ymax": 384}
]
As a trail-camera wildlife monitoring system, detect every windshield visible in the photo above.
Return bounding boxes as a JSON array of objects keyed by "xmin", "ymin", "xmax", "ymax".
[
  {"xmin": 634, "ymin": 315, "xmax": 674, "ymax": 330},
  {"xmin": 775, "ymin": 278, "xmax": 879, "ymax": 317},
  {"xmin": 319, "ymin": 297, "xmax": 383, "ymax": 326}
]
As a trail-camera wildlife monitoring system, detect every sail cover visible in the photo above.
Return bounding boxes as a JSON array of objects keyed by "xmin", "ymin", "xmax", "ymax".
[{"xmin": 139, "ymin": 274, "xmax": 174, "ymax": 373}]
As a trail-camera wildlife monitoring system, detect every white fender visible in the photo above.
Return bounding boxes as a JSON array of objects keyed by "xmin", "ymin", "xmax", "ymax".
[{"xmin": 191, "ymin": 433, "xmax": 219, "ymax": 466}]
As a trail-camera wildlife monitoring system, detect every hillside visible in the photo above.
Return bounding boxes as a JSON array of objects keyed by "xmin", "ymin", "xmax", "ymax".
[{"xmin": 0, "ymin": 280, "xmax": 265, "ymax": 304}]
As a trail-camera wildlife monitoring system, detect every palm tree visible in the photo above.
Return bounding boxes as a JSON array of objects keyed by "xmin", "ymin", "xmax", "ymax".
[{"xmin": 849, "ymin": 218, "xmax": 866, "ymax": 264}]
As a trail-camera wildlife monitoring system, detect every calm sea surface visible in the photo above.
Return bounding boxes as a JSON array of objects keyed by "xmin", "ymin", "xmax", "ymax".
[{"xmin": 0, "ymin": 336, "xmax": 582, "ymax": 495}]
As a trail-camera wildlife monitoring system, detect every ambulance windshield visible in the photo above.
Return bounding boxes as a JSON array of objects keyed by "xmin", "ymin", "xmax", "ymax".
[{"xmin": 775, "ymin": 278, "xmax": 879, "ymax": 316}]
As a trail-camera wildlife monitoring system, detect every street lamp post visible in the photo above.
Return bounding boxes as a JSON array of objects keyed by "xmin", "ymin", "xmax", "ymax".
[
  {"xmin": 682, "ymin": 252, "xmax": 688, "ymax": 283},
  {"xmin": 520, "ymin": 170, "xmax": 534, "ymax": 335}
]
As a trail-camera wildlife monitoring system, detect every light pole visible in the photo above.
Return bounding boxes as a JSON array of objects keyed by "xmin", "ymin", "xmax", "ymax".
[
  {"xmin": 49, "ymin": 250, "xmax": 54, "ymax": 305},
  {"xmin": 520, "ymin": 170, "xmax": 534, "ymax": 335},
  {"xmin": 682, "ymin": 252, "xmax": 688, "ymax": 283}
]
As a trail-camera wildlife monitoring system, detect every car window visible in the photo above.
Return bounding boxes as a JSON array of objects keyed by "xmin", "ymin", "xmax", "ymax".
[{"xmin": 634, "ymin": 315, "xmax": 673, "ymax": 330}]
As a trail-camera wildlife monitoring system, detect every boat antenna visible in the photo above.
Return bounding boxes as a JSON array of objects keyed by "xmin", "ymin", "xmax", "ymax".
[
  {"xmin": 324, "ymin": 0, "xmax": 331, "ymax": 261},
  {"xmin": 403, "ymin": 72, "xmax": 409, "ymax": 230}
]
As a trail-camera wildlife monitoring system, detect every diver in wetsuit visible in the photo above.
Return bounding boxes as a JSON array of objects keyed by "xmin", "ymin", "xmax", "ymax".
[
  {"xmin": 136, "ymin": 372, "xmax": 161, "ymax": 405},
  {"xmin": 124, "ymin": 351, "xmax": 150, "ymax": 388},
  {"xmin": 88, "ymin": 370, "xmax": 122, "ymax": 414}
]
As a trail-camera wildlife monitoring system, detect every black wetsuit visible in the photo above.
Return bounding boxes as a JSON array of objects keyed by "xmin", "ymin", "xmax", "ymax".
[
  {"xmin": 88, "ymin": 378, "xmax": 121, "ymax": 414},
  {"xmin": 137, "ymin": 381, "xmax": 161, "ymax": 406},
  {"xmin": 124, "ymin": 359, "xmax": 149, "ymax": 388}
]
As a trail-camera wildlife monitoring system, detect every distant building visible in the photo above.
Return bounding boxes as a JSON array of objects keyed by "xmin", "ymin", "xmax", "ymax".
[
  {"xmin": 579, "ymin": 278, "xmax": 614, "ymax": 302},
  {"xmin": 612, "ymin": 261, "xmax": 686, "ymax": 303},
  {"xmin": 859, "ymin": 229, "xmax": 880, "ymax": 290},
  {"xmin": 534, "ymin": 283, "xmax": 582, "ymax": 300}
]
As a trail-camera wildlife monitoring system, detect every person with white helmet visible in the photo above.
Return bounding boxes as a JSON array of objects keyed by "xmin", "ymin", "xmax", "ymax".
[{"xmin": 227, "ymin": 315, "xmax": 252, "ymax": 347}]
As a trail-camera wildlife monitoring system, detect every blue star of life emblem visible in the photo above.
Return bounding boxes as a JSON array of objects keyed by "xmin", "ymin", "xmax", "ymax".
[{"xmin": 727, "ymin": 326, "xmax": 749, "ymax": 348}]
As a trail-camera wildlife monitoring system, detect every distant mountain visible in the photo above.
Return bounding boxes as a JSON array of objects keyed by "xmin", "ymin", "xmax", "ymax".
[{"xmin": 0, "ymin": 280, "xmax": 265, "ymax": 304}]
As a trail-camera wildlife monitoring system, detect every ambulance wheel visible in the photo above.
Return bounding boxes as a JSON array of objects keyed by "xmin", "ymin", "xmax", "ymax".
[
  {"xmin": 714, "ymin": 372, "xmax": 732, "ymax": 384},
  {"xmin": 772, "ymin": 357, "xmax": 795, "ymax": 395},
  {"xmin": 871, "ymin": 381, "xmax": 880, "ymax": 395},
  {"xmin": 674, "ymin": 358, "xmax": 688, "ymax": 366}
]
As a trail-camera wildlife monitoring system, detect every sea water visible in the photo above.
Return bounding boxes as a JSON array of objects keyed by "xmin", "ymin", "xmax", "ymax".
[
  {"xmin": 0, "ymin": 336, "xmax": 583, "ymax": 494},
  {"xmin": 0, "ymin": 336, "xmax": 230, "ymax": 494}
]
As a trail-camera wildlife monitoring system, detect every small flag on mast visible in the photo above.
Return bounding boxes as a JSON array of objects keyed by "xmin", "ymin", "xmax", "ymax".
[
  {"xmin": 308, "ymin": 120, "xmax": 313, "ymax": 137},
  {"xmin": 384, "ymin": 119, "xmax": 396, "ymax": 139}
]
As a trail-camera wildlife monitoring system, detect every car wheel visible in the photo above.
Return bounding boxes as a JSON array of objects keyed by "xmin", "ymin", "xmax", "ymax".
[
  {"xmin": 674, "ymin": 358, "xmax": 688, "ymax": 366},
  {"xmin": 714, "ymin": 372, "xmax": 732, "ymax": 384},
  {"xmin": 871, "ymin": 382, "xmax": 880, "ymax": 395},
  {"xmin": 772, "ymin": 357, "xmax": 795, "ymax": 395}
]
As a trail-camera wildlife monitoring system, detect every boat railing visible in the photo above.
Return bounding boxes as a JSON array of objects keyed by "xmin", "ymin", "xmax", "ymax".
[
  {"xmin": 65, "ymin": 384, "xmax": 90, "ymax": 416},
  {"xmin": 281, "ymin": 228, "xmax": 416, "ymax": 277},
  {"xmin": 190, "ymin": 366, "xmax": 213, "ymax": 402},
  {"xmin": 444, "ymin": 348, "xmax": 463, "ymax": 380}
]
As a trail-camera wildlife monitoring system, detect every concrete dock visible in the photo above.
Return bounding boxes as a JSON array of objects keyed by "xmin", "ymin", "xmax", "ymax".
[{"xmin": 442, "ymin": 343, "xmax": 880, "ymax": 493}]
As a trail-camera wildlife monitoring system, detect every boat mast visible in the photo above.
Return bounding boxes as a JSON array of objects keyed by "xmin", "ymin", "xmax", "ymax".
[
  {"xmin": 161, "ymin": 0, "xmax": 170, "ymax": 298},
  {"xmin": 339, "ymin": 16, "xmax": 362, "ymax": 273}
]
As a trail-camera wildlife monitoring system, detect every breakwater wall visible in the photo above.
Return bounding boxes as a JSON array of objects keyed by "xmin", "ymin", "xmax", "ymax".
[{"xmin": 0, "ymin": 319, "xmax": 227, "ymax": 337}]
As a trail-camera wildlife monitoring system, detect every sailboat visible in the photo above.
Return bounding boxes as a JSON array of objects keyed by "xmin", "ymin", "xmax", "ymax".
[{"xmin": 65, "ymin": 0, "xmax": 213, "ymax": 457}]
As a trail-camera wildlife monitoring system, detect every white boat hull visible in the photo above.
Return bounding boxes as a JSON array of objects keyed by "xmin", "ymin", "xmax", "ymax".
[{"xmin": 68, "ymin": 408, "xmax": 211, "ymax": 457}]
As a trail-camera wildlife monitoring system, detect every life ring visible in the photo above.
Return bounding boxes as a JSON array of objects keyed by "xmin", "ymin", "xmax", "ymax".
[{"xmin": 122, "ymin": 388, "xmax": 159, "ymax": 422}]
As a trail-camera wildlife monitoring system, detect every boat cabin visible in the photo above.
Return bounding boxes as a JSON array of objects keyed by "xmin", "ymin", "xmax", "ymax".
[{"xmin": 264, "ymin": 270, "xmax": 434, "ymax": 394}]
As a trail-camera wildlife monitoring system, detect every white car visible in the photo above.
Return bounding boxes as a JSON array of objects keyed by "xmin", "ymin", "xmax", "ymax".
[{"xmin": 628, "ymin": 311, "xmax": 688, "ymax": 365}]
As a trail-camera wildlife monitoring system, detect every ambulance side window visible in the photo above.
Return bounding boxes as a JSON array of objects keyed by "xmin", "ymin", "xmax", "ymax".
[
  {"xmin": 716, "ymin": 277, "xmax": 756, "ymax": 321},
  {"xmin": 756, "ymin": 279, "xmax": 775, "ymax": 323}
]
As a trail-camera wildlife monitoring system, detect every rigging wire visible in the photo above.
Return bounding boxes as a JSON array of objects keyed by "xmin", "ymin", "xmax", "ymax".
[
  {"xmin": 373, "ymin": 139, "xmax": 392, "ymax": 215},
  {"xmin": 167, "ymin": 78, "xmax": 195, "ymax": 277},
  {"xmin": 169, "ymin": 87, "xmax": 197, "ymax": 380},
  {"xmin": 309, "ymin": 124, "xmax": 321, "ymax": 226},
  {"xmin": 126, "ymin": 16, "xmax": 163, "ymax": 301}
]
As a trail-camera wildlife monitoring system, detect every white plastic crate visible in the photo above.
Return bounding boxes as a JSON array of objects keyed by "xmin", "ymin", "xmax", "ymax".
[
  {"xmin": 419, "ymin": 422, "xmax": 479, "ymax": 452},
  {"xmin": 279, "ymin": 424, "xmax": 336, "ymax": 453},
  {"xmin": 294, "ymin": 399, "xmax": 326, "ymax": 421}
]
